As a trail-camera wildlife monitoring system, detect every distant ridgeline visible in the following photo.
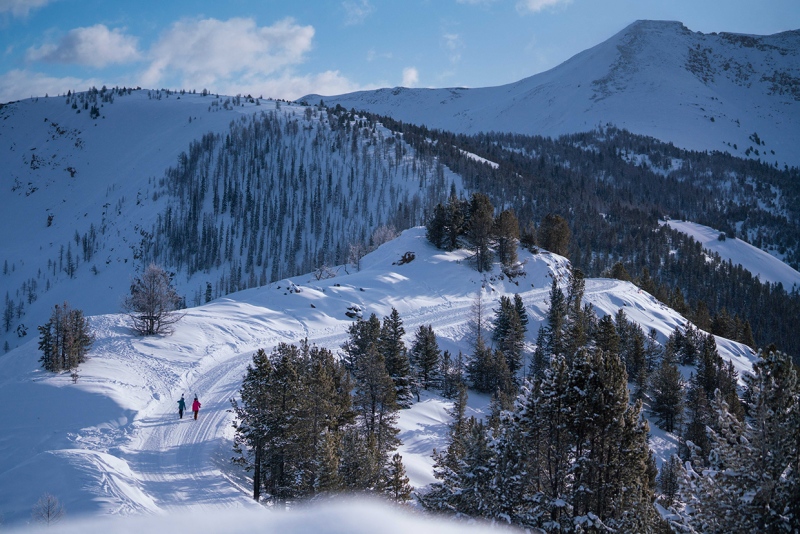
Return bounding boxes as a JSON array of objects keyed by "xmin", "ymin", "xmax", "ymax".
[
  {"xmin": 140, "ymin": 103, "xmax": 456, "ymax": 295},
  {"xmin": 372, "ymin": 114, "xmax": 800, "ymax": 360}
]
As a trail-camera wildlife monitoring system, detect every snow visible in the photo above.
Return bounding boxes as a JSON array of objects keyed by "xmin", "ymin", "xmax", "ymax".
[
  {"xmin": 303, "ymin": 21, "xmax": 800, "ymax": 169},
  {"xmin": 0, "ymin": 227, "xmax": 757, "ymax": 529},
  {"xmin": 458, "ymin": 148, "xmax": 499, "ymax": 169},
  {"xmin": 0, "ymin": 89, "xmax": 463, "ymax": 355},
  {"xmin": 664, "ymin": 219, "xmax": 800, "ymax": 291}
]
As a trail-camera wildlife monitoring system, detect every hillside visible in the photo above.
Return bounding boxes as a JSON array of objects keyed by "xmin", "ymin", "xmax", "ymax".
[
  {"xmin": 303, "ymin": 20, "xmax": 800, "ymax": 168},
  {"xmin": 0, "ymin": 89, "xmax": 457, "ymax": 354},
  {"xmin": 0, "ymin": 228, "xmax": 756, "ymax": 528},
  {"xmin": 664, "ymin": 219, "xmax": 800, "ymax": 291}
]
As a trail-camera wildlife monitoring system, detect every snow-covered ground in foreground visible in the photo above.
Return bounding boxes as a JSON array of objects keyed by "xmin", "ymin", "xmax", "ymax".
[
  {"xmin": 0, "ymin": 227, "xmax": 755, "ymax": 530},
  {"xmin": 664, "ymin": 219, "xmax": 800, "ymax": 292},
  {"xmin": 6, "ymin": 498, "xmax": 518, "ymax": 534}
]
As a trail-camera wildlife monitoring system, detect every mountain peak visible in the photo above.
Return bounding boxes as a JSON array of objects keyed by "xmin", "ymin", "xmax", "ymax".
[{"xmin": 303, "ymin": 20, "xmax": 800, "ymax": 168}]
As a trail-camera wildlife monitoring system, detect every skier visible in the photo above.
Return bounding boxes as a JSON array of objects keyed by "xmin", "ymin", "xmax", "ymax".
[
  {"xmin": 177, "ymin": 394, "xmax": 186, "ymax": 419},
  {"xmin": 192, "ymin": 396, "xmax": 201, "ymax": 420}
]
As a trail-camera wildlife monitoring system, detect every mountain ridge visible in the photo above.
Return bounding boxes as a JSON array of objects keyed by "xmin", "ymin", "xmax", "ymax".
[{"xmin": 301, "ymin": 20, "xmax": 800, "ymax": 168}]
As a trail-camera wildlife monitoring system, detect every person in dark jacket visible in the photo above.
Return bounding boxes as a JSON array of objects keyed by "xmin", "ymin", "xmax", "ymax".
[
  {"xmin": 177, "ymin": 394, "xmax": 186, "ymax": 419},
  {"xmin": 192, "ymin": 396, "xmax": 201, "ymax": 420}
]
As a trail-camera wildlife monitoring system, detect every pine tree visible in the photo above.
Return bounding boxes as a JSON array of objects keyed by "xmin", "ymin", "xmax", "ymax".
[
  {"xmin": 594, "ymin": 314, "xmax": 620, "ymax": 357},
  {"xmin": 38, "ymin": 302, "xmax": 94, "ymax": 372},
  {"xmin": 341, "ymin": 313, "xmax": 381, "ymax": 374},
  {"xmin": 494, "ymin": 208, "xmax": 519, "ymax": 269},
  {"xmin": 426, "ymin": 203, "xmax": 448, "ymax": 249},
  {"xmin": 542, "ymin": 278, "xmax": 567, "ymax": 359},
  {"xmin": 649, "ymin": 353, "xmax": 685, "ymax": 433},
  {"xmin": 466, "ymin": 193, "xmax": 495, "ymax": 272},
  {"xmin": 732, "ymin": 350, "xmax": 799, "ymax": 531},
  {"xmin": 314, "ymin": 430, "xmax": 344, "ymax": 495},
  {"xmin": 409, "ymin": 324, "xmax": 441, "ymax": 390},
  {"xmin": 538, "ymin": 213, "xmax": 570, "ymax": 257},
  {"xmin": 262, "ymin": 343, "xmax": 304, "ymax": 505},
  {"xmin": 231, "ymin": 348, "xmax": 273, "ymax": 501},
  {"xmin": 537, "ymin": 355, "xmax": 573, "ymax": 530},
  {"xmin": 492, "ymin": 296, "xmax": 525, "ymax": 381},
  {"xmin": 380, "ymin": 453, "xmax": 413, "ymax": 502},
  {"xmin": 379, "ymin": 308, "xmax": 413, "ymax": 407},
  {"xmin": 352, "ymin": 343, "xmax": 400, "ymax": 478},
  {"xmin": 682, "ymin": 379, "xmax": 712, "ymax": 462},
  {"xmin": 513, "ymin": 293, "xmax": 528, "ymax": 331},
  {"xmin": 445, "ymin": 195, "xmax": 466, "ymax": 251},
  {"xmin": 658, "ymin": 455, "xmax": 682, "ymax": 508}
]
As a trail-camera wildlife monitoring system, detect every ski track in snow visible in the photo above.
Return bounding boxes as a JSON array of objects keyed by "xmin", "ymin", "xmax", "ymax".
[{"xmin": 0, "ymin": 228, "xmax": 757, "ymax": 526}]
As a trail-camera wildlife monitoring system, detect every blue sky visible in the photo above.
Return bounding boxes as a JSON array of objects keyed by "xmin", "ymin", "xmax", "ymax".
[{"xmin": 1, "ymin": 0, "xmax": 797, "ymax": 103}]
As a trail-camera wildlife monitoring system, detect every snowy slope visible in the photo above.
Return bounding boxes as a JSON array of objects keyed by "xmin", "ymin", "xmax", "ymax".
[
  {"xmin": 0, "ymin": 90, "xmax": 277, "ymax": 343},
  {"xmin": 0, "ymin": 90, "xmax": 460, "ymax": 355},
  {"xmin": 303, "ymin": 20, "xmax": 800, "ymax": 168},
  {"xmin": 0, "ymin": 227, "xmax": 755, "ymax": 528},
  {"xmin": 665, "ymin": 219, "xmax": 800, "ymax": 291}
]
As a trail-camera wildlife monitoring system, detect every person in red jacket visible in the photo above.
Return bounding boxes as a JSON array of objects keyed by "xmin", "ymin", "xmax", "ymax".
[{"xmin": 192, "ymin": 396, "xmax": 201, "ymax": 420}]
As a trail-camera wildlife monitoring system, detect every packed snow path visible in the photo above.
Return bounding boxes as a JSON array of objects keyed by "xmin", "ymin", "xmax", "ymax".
[{"xmin": 0, "ymin": 228, "xmax": 757, "ymax": 526}]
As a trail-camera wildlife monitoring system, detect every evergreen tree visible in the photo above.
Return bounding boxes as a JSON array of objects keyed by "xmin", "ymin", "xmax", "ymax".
[
  {"xmin": 542, "ymin": 278, "xmax": 568, "ymax": 359},
  {"xmin": 231, "ymin": 348, "xmax": 273, "ymax": 501},
  {"xmin": 513, "ymin": 293, "xmax": 528, "ymax": 331},
  {"xmin": 494, "ymin": 208, "xmax": 519, "ymax": 269},
  {"xmin": 520, "ymin": 220, "xmax": 537, "ymax": 251},
  {"xmin": 341, "ymin": 313, "xmax": 381, "ymax": 374},
  {"xmin": 38, "ymin": 302, "xmax": 94, "ymax": 372},
  {"xmin": 445, "ymin": 194, "xmax": 466, "ymax": 251},
  {"xmin": 409, "ymin": 324, "xmax": 441, "ymax": 390},
  {"xmin": 425, "ymin": 203, "xmax": 448, "ymax": 249},
  {"xmin": 658, "ymin": 455, "xmax": 682, "ymax": 508},
  {"xmin": 439, "ymin": 350, "xmax": 461, "ymax": 398},
  {"xmin": 682, "ymin": 379, "xmax": 712, "ymax": 462},
  {"xmin": 594, "ymin": 314, "xmax": 620, "ymax": 357},
  {"xmin": 649, "ymin": 352, "xmax": 685, "ymax": 433},
  {"xmin": 352, "ymin": 343, "xmax": 400, "ymax": 480},
  {"xmin": 380, "ymin": 453, "xmax": 413, "ymax": 503},
  {"xmin": 466, "ymin": 193, "xmax": 495, "ymax": 272},
  {"xmin": 379, "ymin": 308, "xmax": 413, "ymax": 407},
  {"xmin": 538, "ymin": 213, "xmax": 570, "ymax": 257},
  {"xmin": 729, "ymin": 350, "xmax": 799, "ymax": 531},
  {"xmin": 492, "ymin": 296, "xmax": 525, "ymax": 381},
  {"xmin": 314, "ymin": 430, "xmax": 344, "ymax": 495}
]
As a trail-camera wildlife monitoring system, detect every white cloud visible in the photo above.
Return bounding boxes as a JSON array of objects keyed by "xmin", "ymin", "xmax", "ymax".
[
  {"xmin": 516, "ymin": 0, "xmax": 573, "ymax": 13},
  {"xmin": 26, "ymin": 25, "xmax": 141, "ymax": 68},
  {"xmin": 402, "ymin": 67, "xmax": 419, "ymax": 87},
  {"xmin": 0, "ymin": 0, "xmax": 53, "ymax": 17},
  {"xmin": 366, "ymin": 49, "xmax": 392, "ymax": 62},
  {"xmin": 219, "ymin": 70, "xmax": 371, "ymax": 101},
  {"xmin": 342, "ymin": 0, "xmax": 374, "ymax": 26},
  {"xmin": 442, "ymin": 33, "xmax": 463, "ymax": 64},
  {"xmin": 0, "ymin": 69, "xmax": 100, "ymax": 103},
  {"xmin": 2, "ymin": 16, "xmax": 369, "ymax": 102},
  {"xmin": 141, "ymin": 17, "xmax": 314, "ymax": 90}
]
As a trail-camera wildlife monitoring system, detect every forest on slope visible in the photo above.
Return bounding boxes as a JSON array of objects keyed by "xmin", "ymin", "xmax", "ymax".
[{"xmin": 371, "ymin": 115, "xmax": 800, "ymax": 360}]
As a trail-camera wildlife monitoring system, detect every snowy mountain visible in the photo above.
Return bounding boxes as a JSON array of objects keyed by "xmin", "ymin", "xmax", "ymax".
[
  {"xmin": 0, "ymin": 227, "xmax": 756, "ymax": 529},
  {"xmin": 302, "ymin": 20, "xmax": 800, "ymax": 168},
  {"xmin": 0, "ymin": 89, "xmax": 457, "ymax": 354}
]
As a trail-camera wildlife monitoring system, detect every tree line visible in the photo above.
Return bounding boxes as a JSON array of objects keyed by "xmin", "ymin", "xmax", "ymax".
[{"xmin": 375, "ymin": 115, "xmax": 800, "ymax": 361}]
